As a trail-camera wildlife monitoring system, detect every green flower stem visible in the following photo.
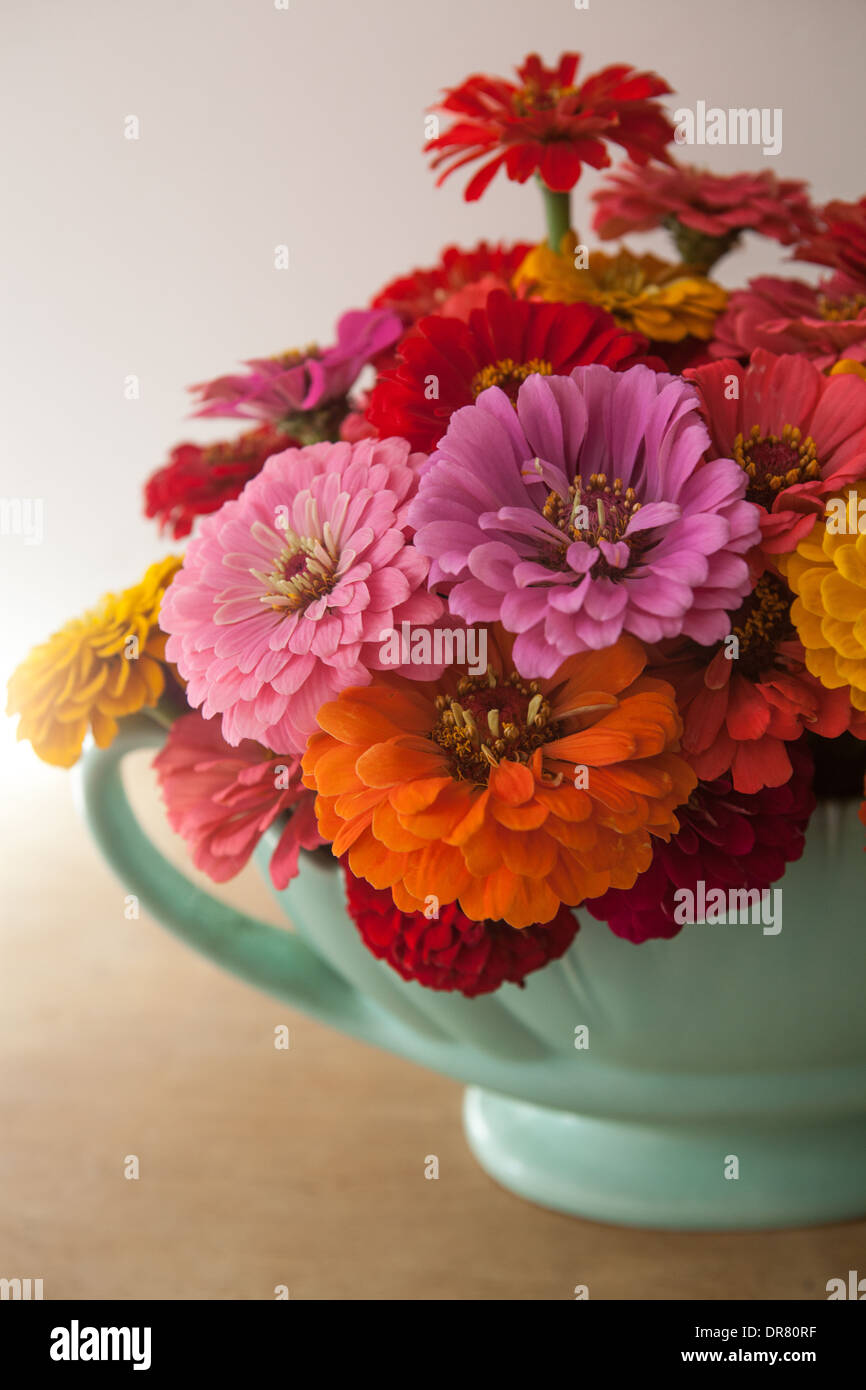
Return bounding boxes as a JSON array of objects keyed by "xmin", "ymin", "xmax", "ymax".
[
  {"xmin": 540, "ymin": 184, "xmax": 573, "ymax": 252},
  {"xmin": 141, "ymin": 699, "xmax": 180, "ymax": 732}
]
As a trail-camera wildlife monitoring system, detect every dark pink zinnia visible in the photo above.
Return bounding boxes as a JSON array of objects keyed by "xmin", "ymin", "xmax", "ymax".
[
  {"xmin": 154, "ymin": 710, "xmax": 323, "ymax": 889},
  {"xmin": 709, "ymin": 275, "xmax": 866, "ymax": 368},
  {"xmin": 593, "ymin": 159, "xmax": 816, "ymax": 246},
  {"xmin": 585, "ymin": 741, "xmax": 815, "ymax": 942}
]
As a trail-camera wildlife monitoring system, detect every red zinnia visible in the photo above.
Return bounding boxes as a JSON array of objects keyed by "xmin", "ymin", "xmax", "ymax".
[
  {"xmin": 144, "ymin": 424, "xmax": 287, "ymax": 539},
  {"xmin": 343, "ymin": 866, "xmax": 579, "ymax": 997},
  {"xmin": 371, "ymin": 241, "xmax": 534, "ymax": 326},
  {"xmin": 426, "ymin": 52, "xmax": 674, "ymax": 201},
  {"xmin": 586, "ymin": 741, "xmax": 814, "ymax": 943},
  {"xmin": 653, "ymin": 576, "xmax": 865, "ymax": 794},
  {"xmin": 366, "ymin": 288, "xmax": 649, "ymax": 453}
]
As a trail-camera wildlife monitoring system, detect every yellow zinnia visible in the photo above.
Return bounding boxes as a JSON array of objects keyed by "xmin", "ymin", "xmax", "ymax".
[
  {"xmin": 7, "ymin": 555, "xmax": 183, "ymax": 767},
  {"xmin": 778, "ymin": 484, "xmax": 866, "ymax": 711},
  {"xmin": 512, "ymin": 233, "xmax": 728, "ymax": 342}
]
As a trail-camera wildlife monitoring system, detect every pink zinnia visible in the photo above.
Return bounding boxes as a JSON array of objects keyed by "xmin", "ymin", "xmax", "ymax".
[
  {"xmin": 709, "ymin": 275, "xmax": 866, "ymax": 368},
  {"xmin": 161, "ymin": 437, "xmax": 445, "ymax": 754},
  {"xmin": 154, "ymin": 711, "xmax": 322, "ymax": 889},
  {"xmin": 686, "ymin": 349, "xmax": 866, "ymax": 556},
  {"xmin": 408, "ymin": 365, "xmax": 760, "ymax": 677},
  {"xmin": 592, "ymin": 159, "xmax": 815, "ymax": 245},
  {"xmin": 190, "ymin": 308, "xmax": 402, "ymax": 425}
]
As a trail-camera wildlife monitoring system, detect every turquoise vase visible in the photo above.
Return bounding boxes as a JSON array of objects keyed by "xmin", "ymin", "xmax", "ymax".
[{"xmin": 77, "ymin": 716, "xmax": 866, "ymax": 1229}]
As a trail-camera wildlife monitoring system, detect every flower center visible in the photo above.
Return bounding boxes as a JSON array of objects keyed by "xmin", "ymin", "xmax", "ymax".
[
  {"xmin": 726, "ymin": 572, "xmax": 794, "ymax": 677},
  {"xmin": 541, "ymin": 471, "xmax": 647, "ymax": 576},
  {"xmin": 431, "ymin": 669, "xmax": 560, "ymax": 783},
  {"xmin": 255, "ymin": 529, "xmax": 336, "ymax": 613},
  {"xmin": 732, "ymin": 424, "xmax": 820, "ymax": 509},
  {"xmin": 270, "ymin": 343, "xmax": 319, "ymax": 368},
  {"xmin": 818, "ymin": 293, "xmax": 866, "ymax": 321},
  {"xmin": 471, "ymin": 357, "xmax": 552, "ymax": 401},
  {"xmin": 512, "ymin": 83, "xmax": 577, "ymax": 116}
]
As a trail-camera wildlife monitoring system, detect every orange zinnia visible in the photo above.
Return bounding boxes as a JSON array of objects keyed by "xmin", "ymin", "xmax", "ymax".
[{"xmin": 302, "ymin": 630, "xmax": 695, "ymax": 928}]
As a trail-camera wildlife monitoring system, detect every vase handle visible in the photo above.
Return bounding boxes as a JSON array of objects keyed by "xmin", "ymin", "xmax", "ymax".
[{"xmin": 73, "ymin": 715, "xmax": 400, "ymax": 1045}]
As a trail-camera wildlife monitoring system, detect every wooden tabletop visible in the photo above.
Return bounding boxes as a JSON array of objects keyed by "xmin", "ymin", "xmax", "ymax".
[{"xmin": 1, "ymin": 745, "xmax": 862, "ymax": 1301}]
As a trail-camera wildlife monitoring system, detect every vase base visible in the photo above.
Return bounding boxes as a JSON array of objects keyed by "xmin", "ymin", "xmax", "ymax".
[{"xmin": 463, "ymin": 1086, "xmax": 866, "ymax": 1230}]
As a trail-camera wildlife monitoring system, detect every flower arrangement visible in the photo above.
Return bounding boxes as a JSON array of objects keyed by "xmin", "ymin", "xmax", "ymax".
[{"xmin": 10, "ymin": 51, "xmax": 866, "ymax": 998}]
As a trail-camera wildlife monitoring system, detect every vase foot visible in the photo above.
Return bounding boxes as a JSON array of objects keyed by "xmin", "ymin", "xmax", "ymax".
[{"xmin": 463, "ymin": 1086, "xmax": 866, "ymax": 1230}]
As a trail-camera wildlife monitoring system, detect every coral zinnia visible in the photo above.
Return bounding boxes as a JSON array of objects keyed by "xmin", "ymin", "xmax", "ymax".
[
  {"xmin": 409, "ymin": 365, "xmax": 759, "ymax": 677},
  {"xmin": 779, "ymin": 484, "xmax": 866, "ymax": 712},
  {"xmin": 7, "ymin": 555, "xmax": 182, "ymax": 768},
  {"xmin": 592, "ymin": 160, "xmax": 816, "ymax": 269},
  {"xmin": 426, "ymin": 52, "xmax": 674, "ymax": 201},
  {"xmin": 686, "ymin": 350, "xmax": 866, "ymax": 557},
  {"xmin": 371, "ymin": 241, "xmax": 534, "ymax": 326},
  {"xmin": 366, "ymin": 287, "xmax": 648, "ymax": 454},
  {"xmin": 585, "ymin": 741, "xmax": 814, "ymax": 943},
  {"xmin": 144, "ymin": 424, "xmax": 287, "ymax": 539},
  {"xmin": 652, "ymin": 573, "xmax": 863, "ymax": 792},
  {"xmin": 709, "ymin": 275, "xmax": 866, "ymax": 368},
  {"xmin": 513, "ymin": 238, "xmax": 728, "ymax": 342},
  {"xmin": 154, "ymin": 711, "xmax": 322, "ymax": 889},
  {"xmin": 160, "ymin": 437, "xmax": 444, "ymax": 756},
  {"xmin": 190, "ymin": 309, "xmax": 402, "ymax": 439},
  {"xmin": 302, "ymin": 631, "xmax": 696, "ymax": 929},
  {"xmin": 343, "ymin": 866, "xmax": 579, "ymax": 996}
]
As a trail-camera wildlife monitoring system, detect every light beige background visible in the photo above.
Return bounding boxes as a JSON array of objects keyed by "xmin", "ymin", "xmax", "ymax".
[{"xmin": 2, "ymin": 0, "xmax": 865, "ymax": 1298}]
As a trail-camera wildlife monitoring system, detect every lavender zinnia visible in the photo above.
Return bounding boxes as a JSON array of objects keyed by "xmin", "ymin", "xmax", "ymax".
[{"xmin": 409, "ymin": 365, "xmax": 760, "ymax": 677}]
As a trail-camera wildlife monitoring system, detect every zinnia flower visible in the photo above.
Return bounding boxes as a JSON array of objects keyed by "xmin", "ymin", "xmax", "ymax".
[
  {"xmin": 409, "ymin": 366, "xmax": 759, "ymax": 677},
  {"xmin": 514, "ymin": 237, "xmax": 728, "ymax": 343},
  {"xmin": 778, "ymin": 483, "xmax": 866, "ymax": 712},
  {"xmin": 592, "ymin": 160, "xmax": 816, "ymax": 269},
  {"xmin": 7, "ymin": 555, "xmax": 182, "ymax": 767},
  {"xmin": 161, "ymin": 437, "xmax": 444, "ymax": 755},
  {"xmin": 795, "ymin": 196, "xmax": 866, "ymax": 284},
  {"xmin": 344, "ymin": 866, "xmax": 578, "ymax": 996},
  {"xmin": 426, "ymin": 52, "xmax": 674, "ymax": 201},
  {"xmin": 709, "ymin": 275, "xmax": 866, "ymax": 367},
  {"xmin": 302, "ymin": 630, "xmax": 696, "ymax": 929},
  {"xmin": 652, "ymin": 572, "xmax": 863, "ymax": 791},
  {"xmin": 585, "ymin": 740, "xmax": 814, "ymax": 942},
  {"xmin": 190, "ymin": 308, "xmax": 402, "ymax": 439},
  {"xmin": 154, "ymin": 710, "xmax": 322, "ymax": 889},
  {"xmin": 686, "ymin": 350, "xmax": 866, "ymax": 556},
  {"xmin": 144, "ymin": 424, "xmax": 287, "ymax": 539},
  {"xmin": 366, "ymin": 287, "xmax": 648, "ymax": 454},
  {"xmin": 371, "ymin": 242, "xmax": 534, "ymax": 325}
]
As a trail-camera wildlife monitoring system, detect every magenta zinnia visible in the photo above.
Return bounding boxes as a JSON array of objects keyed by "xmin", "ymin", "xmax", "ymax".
[
  {"xmin": 161, "ymin": 437, "xmax": 444, "ymax": 755},
  {"xmin": 408, "ymin": 365, "xmax": 760, "ymax": 677},
  {"xmin": 190, "ymin": 308, "xmax": 402, "ymax": 437}
]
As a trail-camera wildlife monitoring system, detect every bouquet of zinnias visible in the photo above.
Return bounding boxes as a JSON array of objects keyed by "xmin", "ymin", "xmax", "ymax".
[{"xmin": 11, "ymin": 52, "xmax": 866, "ymax": 998}]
